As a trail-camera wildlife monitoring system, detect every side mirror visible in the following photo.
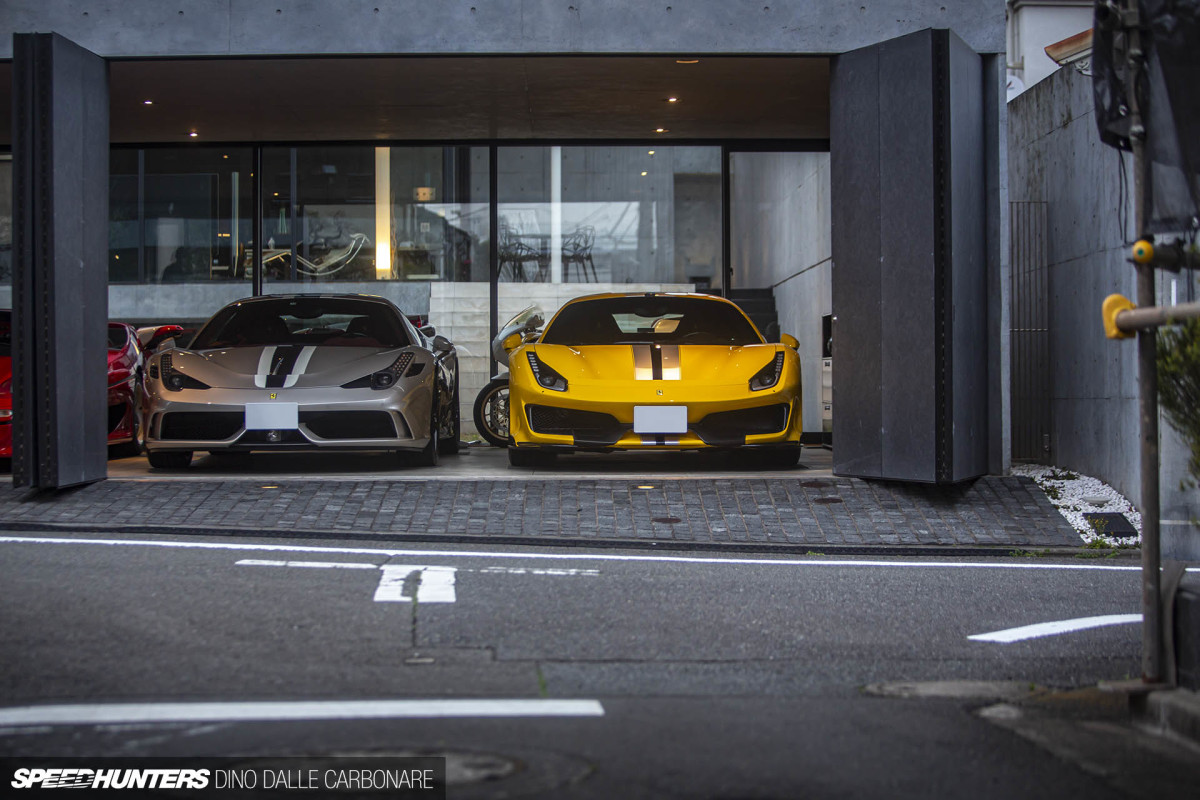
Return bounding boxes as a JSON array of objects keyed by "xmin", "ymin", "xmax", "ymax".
[
  {"xmin": 780, "ymin": 333, "xmax": 799, "ymax": 350},
  {"xmin": 420, "ymin": 324, "xmax": 437, "ymax": 338},
  {"xmin": 431, "ymin": 335, "xmax": 454, "ymax": 353},
  {"xmin": 502, "ymin": 333, "xmax": 523, "ymax": 353}
]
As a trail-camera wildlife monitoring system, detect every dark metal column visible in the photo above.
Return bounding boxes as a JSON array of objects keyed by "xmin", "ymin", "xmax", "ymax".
[
  {"xmin": 11, "ymin": 33, "xmax": 110, "ymax": 489},
  {"xmin": 830, "ymin": 28, "xmax": 990, "ymax": 484}
]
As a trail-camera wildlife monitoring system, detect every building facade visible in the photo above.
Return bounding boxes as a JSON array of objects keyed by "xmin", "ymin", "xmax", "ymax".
[{"xmin": 0, "ymin": 1, "xmax": 1008, "ymax": 484}]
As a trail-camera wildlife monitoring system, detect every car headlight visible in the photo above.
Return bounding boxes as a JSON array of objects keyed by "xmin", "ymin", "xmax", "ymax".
[
  {"xmin": 157, "ymin": 353, "xmax": 209, "ymax": 392},
  {"xmin": 370, "ymin": 352, "xmax": 415, "ymax": 389},
  {"xmin": 749, "ymin": 352, "xmax": 785, "ymax": 391},
  {"xmin": 527, "ymin": 351, "xmax": 568, "ymax": 392}
]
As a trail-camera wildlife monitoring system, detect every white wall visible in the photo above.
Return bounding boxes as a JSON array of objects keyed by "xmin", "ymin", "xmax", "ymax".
[
  {"xmin": 1007, "ymin": 0, "xmax": 1093, "ymax": 97},
  {"xmin": 730, "ymin": 152, "xmax": 832, "ymax": 434}
]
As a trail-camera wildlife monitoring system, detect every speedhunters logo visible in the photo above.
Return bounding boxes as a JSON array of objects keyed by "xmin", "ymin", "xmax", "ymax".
[
  {"xmin": 3, "ymin": 758, "xmax": 446, "ymax": 797},
  {"xmin": 12, "ymin": 768, "xmax": 209, "ymax": 789}
]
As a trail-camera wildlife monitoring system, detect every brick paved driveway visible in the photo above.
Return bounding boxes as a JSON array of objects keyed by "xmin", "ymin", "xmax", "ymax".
[{"xmin": 0, "ymin": 468, "xmax": 1080, "ymax": 552}]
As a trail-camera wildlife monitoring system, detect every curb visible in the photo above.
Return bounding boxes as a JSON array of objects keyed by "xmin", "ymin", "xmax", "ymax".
[
  {"xmin": 0, "ymin": 518, "xmax": 1125, "ymax": 559},
  {"xmin": 1142, "ymin": 689, "xmax": 1200, "ymax": 750}
]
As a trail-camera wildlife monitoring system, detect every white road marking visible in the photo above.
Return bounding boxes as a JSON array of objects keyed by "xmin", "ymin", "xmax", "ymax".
[
  {"xmin": 0, "ymin": 536, "xmax": 1170, "ymax": 572},
  {"xmin": 374, "ymin": 565, "xmax": 457, "ymax": 603},
  {"xmin": 968, "ymin": 614, "xmax": 1142, "ymax": 643},
  {"xmin": 0, "ymin": 699, "xmax": 605, "ymax": 728},
  {"xmin": 237, "ymin": 559, "xmax": 379, "ymax": 570}
]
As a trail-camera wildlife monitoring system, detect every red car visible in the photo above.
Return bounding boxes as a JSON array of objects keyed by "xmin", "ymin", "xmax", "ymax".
[{"xmin": 0, "ymin": 313, "xmax": 144, "ymax": 457}]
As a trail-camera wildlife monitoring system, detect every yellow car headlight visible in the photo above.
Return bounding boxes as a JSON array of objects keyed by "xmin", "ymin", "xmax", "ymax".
[
  {"xmin": 527, "ymin": 352, "xmax": 568, "ymax": 392},
  {"xmin": 749, "ymin": 352, "xmax": 785, "ymax": 391}
]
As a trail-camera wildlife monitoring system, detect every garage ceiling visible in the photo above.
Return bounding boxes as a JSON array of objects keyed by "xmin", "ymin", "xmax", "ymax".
[{"xmin": 0, "ymin": 55, "xmax": 829, "ymax": 145}]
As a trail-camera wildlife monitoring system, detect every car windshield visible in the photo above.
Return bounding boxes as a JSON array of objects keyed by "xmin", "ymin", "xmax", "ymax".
[
  {"xmin": 540, "ymin": 296, "xmax": 762, "ymax": 346},
  {"xmin": 190, "ymin": 298, "xmax": 413, "ymax": 350}
]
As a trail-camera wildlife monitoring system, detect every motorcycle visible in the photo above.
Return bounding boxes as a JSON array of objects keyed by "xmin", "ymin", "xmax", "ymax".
[{"xmin": 472, "ymin": 305, "xmax": 544, "ymax": 448}]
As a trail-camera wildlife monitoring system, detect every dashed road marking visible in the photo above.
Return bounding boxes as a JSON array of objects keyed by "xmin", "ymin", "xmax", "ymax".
[
  {"xmin": 968, "ymin": 614, "xmax": 1142, "ymax": 643},
  {"xmin": 374, "ymin": 565, "xmax": 457, "ymax": 603}
]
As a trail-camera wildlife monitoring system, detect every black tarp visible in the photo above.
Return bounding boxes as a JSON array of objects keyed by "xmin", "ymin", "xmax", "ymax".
[{"xmin": 1094, "ymin": 0, "xmax": 1200, "ymax": 233}]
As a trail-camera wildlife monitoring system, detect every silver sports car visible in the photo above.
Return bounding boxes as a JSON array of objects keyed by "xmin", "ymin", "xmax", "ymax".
[{"xmin": 143, "ymin": 294, "xmax": 459, "ymax": 469}]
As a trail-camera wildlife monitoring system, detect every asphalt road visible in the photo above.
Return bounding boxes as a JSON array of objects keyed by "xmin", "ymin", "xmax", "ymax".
[{"xmin": 0, "ymin": 532, "xmax": 1194, "ymax": 798}]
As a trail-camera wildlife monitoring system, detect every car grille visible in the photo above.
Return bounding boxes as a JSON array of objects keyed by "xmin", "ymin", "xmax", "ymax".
[
  {"xmin": 160, "ymin": 412, "xmax": 244, "ymax": 441},
  {"xmin": 300, "ymin": 411, "xmax": 397, "ymax": 440},
  {"xmin": 527, "ymin": 405, "xmax": 625, "ymax": 446},
  {"xmin": 694, "ymin": 404, "xmax": 789, "ymax": 446}
]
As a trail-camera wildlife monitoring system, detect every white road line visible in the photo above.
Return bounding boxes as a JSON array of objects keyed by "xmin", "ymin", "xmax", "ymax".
[
  {"xmin": 0, "ymin": 536, "xmax": 1163, "ymax": 572},
  {"xmin": 374, "ymin": 565, "xmax": 457, "ymax": 603},
  {"xmin": 0, "ymin": 699, "xmax": 605, "ymax": 728},
  {"xmin": 236, "ymin": 559, "xmax": 379, "ymax": 570},
  {"xmin": 968, "ymin": 614, "xmax": 1142, "ymax": 643}
]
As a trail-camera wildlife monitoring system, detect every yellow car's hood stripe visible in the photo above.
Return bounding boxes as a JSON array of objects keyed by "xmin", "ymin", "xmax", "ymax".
[{"xmin": 633, "ymin": 345, "xmax": 681, "ymax": 380}]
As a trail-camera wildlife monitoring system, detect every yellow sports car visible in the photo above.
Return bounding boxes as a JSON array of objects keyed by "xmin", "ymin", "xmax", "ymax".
[{"xmin": 506, "ymin": 292, "xmax": 802, "ymax": 467}]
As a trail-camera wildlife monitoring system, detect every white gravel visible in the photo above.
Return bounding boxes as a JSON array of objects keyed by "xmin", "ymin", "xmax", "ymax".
[{"xmin": 1011, "ymin": 463, "xmax": 1142, "ymax": 547}]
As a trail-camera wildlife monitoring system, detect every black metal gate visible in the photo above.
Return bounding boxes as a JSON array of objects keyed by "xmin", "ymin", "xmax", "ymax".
[{"xmin": 1009, "ymin": 201, "xmax": 1051, "ymax": 461}]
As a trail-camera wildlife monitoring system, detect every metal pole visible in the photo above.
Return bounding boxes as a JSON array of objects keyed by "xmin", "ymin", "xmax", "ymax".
[{"xmin": 1125, "ymin": 0, "xmax": 1164, "ymax": 684}]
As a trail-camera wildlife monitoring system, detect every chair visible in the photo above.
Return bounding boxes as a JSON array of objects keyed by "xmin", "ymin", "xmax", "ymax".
[
  {"xmin": 562, "ymin": 225, "xmax": 598, "ymax": 282},
  {"xmin": 498, "ymin": 222, "xmax": 547, "ymax": 282}
]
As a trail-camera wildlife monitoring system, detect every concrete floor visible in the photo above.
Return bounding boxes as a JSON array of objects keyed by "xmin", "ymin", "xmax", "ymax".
[{"xmin": 103, "ymin": 444, "xmax": 834, "ymax": 482}]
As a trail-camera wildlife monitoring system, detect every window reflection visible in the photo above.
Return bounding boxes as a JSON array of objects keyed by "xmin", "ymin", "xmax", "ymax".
[
  {"xmin": 497, "ymin": 146, "xmax": 721, "ymax": 290},
  {"xmin": 108, "ymin": 147, "xmax": 253, "ymax": 284},
  {"xmin": 259, "ymin": 145, "xmax": 489, "ymax": 285}
]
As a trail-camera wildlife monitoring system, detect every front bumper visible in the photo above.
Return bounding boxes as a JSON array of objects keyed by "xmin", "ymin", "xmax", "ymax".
[
  {"xmin": 144, "ymin": 384, "xmax": 433, "ymax": 453},
  {"xmin": 508, "ymin": 381, "xmax": 802, "ymax": 451}
]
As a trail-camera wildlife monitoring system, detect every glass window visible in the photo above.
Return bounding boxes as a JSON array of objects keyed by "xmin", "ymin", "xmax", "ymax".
[
  {"xmin": 497, "ymin": 145, "xmax": 721, "ymax": 289},
  {"xmin": 108, "ymin": 147, "xmax": 254, "ymax": 284},
  {"xmin": 260, "ymin": 145, "xmax": 490, "ymax": 286}
]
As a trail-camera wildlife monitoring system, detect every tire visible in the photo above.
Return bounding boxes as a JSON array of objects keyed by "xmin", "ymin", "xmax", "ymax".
[
  {"xmin": 438, "ymin": 369, "xmax": 461, "ymax": 455},
  {"xmin": 508, "ymin": 447, "xmax": 554, "ymax": 468},
  {"xmin": 761, "ymin": 445, "xmax": 801, "ymax": 469},
  {"xmin": 413, "ymin": 386, "xmax": 440, "ymax": 467},
  {"xmin": 472, "ymin": 377, "xmax": 510, "ymax": 448},
  {"xmin": 111, "ymin": 400, "xmax": 145, "ymax": 459},
  {"xmin": 147, "ymin": 450, "xmax": 192, "ymax": 469}
]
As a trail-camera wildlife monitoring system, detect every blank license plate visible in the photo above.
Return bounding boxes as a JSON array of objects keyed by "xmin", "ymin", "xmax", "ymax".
[
  {"xmin": 634, "ymin": 405, "xmax": 687, "ymax": 434},
  {"xmin": 245, "ymin": 402, "xmax": 298, "ymax": 430}
]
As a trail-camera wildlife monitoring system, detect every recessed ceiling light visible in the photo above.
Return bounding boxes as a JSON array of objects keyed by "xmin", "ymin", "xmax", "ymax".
[
  {"xmin": 648, "ymin": 150, "xmax": 655, "ymax": 155},
  {"xmin": 641, "ymin": 171, "xmax": 648, "ymax": 176},
  {"xmin": 223, "ymin": 154, "xmax": 229, "ymax": 159},
  {"xmin": 675, "ymin": 59, "xmax": 699, "ymax": 64},
  {"xmin": 667, "ymin": 97, "xmax": 678, "ymax": 102},
  {"xmin": 655, "ymin": 128, "xmax": 668, "ymax": 133},
  {"xmin": 273, "ymin": 192, "xmax": 279, "ymax": 197},
  {"xmin": 143, "ymin": 100, "xmax": 153, "ymax": 105},
  {"xmin": 188, "ymin": 131, "xmax": 198, "ymax": 138}
]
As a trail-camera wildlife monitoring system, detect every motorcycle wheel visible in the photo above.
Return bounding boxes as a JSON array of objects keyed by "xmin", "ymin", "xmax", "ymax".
[{"xmin": 472, "ymin": 376, "xmax": 510, "ymax": 448}]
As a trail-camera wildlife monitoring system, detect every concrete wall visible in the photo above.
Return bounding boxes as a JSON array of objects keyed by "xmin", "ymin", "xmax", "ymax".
[
  {"xmin": 730, "ymin": 152, "xmax": 831, "ymax": 434},
  {"xmin": 0, "ymin": 1, "xmax": 1006, "ymax": 59},
  {"xmin": 1008, "ymin": 65, "xmax": 1200, "ymax": 557}
]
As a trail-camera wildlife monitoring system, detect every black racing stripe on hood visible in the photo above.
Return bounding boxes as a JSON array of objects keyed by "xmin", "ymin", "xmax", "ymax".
[{"xmin": 266, "ymin": 345, "xmax": 305, "ymax": 388}]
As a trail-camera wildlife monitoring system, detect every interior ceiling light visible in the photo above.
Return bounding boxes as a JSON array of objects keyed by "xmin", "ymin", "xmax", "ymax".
[
  {"xmin": 667, "ymin": 97, "xmax": 678, "ymax": 102},
  {"xmin": 648, "ymin": 150, "xmax": 655, "ymax": 155},
  {"xmin": 188, "ymin": 131, "xmax": 198, "ymax": 137},
  {"xmin": 655, "ymin": 128, "xmax": 668, "ymax": 133},
  {"xmin": 675, "ymin": 59, "xmax": 699, "ymax": 64},
  {"xmin": 641, "ymin": 171, "xmax": 648, "ymax": 176},
  {"xmin": 143, "ymin": 99, "xmax": 153, "ymax": 105}
]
